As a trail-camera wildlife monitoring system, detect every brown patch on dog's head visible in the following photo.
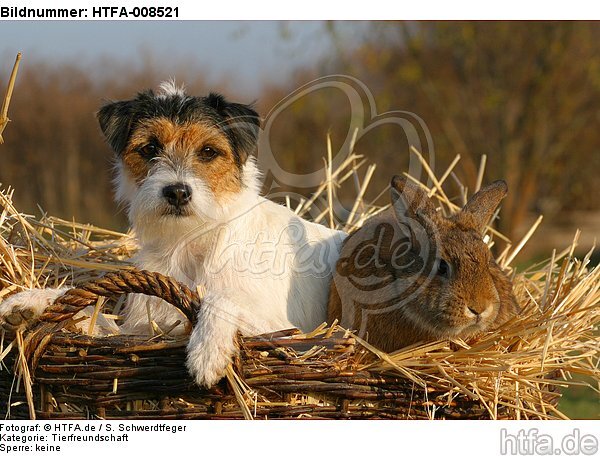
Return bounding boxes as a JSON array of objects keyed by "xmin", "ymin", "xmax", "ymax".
[{"xmin": 121, "ymin": 117, "xmax": 243, "ymax": 197}]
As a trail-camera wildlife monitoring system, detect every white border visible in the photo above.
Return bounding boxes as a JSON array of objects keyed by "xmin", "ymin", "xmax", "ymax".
[{"xmin": 2, "ymin": 0, "xmax": 600, "ymax": 20}]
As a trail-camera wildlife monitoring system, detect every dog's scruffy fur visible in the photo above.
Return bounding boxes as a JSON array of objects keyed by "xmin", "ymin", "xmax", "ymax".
[{"xmin": 0, "ymin": 81, "xmax": 345, "ymax": 387}]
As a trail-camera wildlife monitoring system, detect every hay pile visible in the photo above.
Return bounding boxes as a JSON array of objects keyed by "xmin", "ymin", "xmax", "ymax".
[{"xmin": 0, "ymin": 142, "xmax": 598, "ymax": 420}]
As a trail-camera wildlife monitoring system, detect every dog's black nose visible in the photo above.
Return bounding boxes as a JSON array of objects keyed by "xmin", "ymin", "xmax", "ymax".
[{"xmin": 162, "ymin": 183, "xmax": 192, "ymax": 207}]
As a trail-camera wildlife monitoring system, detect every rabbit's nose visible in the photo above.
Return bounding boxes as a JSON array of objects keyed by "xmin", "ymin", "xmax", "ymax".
[
  {"xmin": 466, "ymin": 302, "xmax": 493, "ymax": 319},
  {"xmin": 467, "ymin": 305, "xmax": 482, "ymax": 316}
]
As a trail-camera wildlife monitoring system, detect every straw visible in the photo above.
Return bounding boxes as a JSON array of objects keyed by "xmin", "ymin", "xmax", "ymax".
[{"xmin": 0, "ymin": 53, "xmax": 21, "ymax": 144}]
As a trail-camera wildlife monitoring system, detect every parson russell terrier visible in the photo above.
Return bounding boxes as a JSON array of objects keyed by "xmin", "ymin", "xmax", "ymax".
[{"xmin": 0, "ymin": 81, "xmax": 346, "ymax": 387}]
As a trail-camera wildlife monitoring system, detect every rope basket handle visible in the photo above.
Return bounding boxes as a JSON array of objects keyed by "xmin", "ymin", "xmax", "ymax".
[{"xmin": 39, "ymin": 269, "xmax": 201, "ymax": 326}]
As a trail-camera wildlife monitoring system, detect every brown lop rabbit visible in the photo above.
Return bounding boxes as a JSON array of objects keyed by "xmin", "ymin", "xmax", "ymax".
[{"xmin": 328, "ymin": 175, "xmax": 520, "ymax": 352}]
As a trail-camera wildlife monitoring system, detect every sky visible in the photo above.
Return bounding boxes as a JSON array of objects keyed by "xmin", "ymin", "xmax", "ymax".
[{"xmin": 0, "ymin": 21, "xmax": 355, "ymax": 93}]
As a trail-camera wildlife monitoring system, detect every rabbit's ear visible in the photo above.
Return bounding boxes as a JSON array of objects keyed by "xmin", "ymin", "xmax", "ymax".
[
  {"xmin": 461, "ymin": 180, "xmax": 508, "ymax": 231},
  {"xmin": 390, "ymin": 175, "xmax": 436, "ymax": 222}
]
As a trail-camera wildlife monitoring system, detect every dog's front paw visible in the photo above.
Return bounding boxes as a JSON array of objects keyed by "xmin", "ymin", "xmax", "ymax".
[
  {"xmin": 185, "ymin": 289, "xmax": 247, "ymax": 388},
  {"xmin": 0, "ymin": 288, "xmax": 67, "ymax": 331},
  {"xmin": 186, "ymin": 331, "xmax": 237, "ymax": 388}
]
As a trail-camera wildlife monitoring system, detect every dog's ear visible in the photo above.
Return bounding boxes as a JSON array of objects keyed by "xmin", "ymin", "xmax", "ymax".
[
  {"xmin": 206, "ymin": 93, "xmax": 260, "ymax": 166},
  {"xmin": 97, "ymin": 100, "xmax": 135, "ymax": 155}
]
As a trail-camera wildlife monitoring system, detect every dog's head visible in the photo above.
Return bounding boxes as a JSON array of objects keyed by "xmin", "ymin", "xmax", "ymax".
[{"xmin": 97, "ymin": 81, "xmax": 260, "ymax": 239}]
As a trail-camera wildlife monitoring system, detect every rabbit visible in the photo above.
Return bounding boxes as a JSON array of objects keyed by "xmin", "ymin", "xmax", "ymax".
[{"xmin": 328, "ymin": 175, "xmax": 520, "ymax": 352}]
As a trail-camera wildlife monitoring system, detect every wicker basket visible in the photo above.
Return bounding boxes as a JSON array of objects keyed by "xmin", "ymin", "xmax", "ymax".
[{"xmin": 1, "ymin": 270, "xmax": 549, "ymax": 420}]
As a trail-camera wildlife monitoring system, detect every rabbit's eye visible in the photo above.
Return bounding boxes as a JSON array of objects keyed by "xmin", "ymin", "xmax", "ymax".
[{"xmin": 437, "ymin": 259, "xmax": 450, "ymax": 278}]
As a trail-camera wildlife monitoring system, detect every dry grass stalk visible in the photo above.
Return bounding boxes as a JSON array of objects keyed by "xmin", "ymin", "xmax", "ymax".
[
  {"xmin": 475, "ymin": 154, "xmax": 487, "ymax": 193},
  {"xmin": 0, "ymin": 53, "xmax": 22, "ymax": 144}
]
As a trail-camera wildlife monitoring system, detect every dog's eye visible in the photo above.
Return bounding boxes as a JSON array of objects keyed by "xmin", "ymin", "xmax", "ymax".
[
  {"xmin": 139, "ymin": 144, "xmax": 159, "ymax": 159},
  {"xmin": 436, "ymin": 259, "xmax": 450, "ymax": 278},
  {"xmin": 198, "ymin": 146, "xmax": 219, "ymax": 162}
]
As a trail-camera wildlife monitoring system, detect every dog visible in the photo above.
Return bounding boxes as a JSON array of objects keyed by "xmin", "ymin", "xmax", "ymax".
[{"xmin": 0, "ymin": 81, "xmax": 346, "ymax": 387}]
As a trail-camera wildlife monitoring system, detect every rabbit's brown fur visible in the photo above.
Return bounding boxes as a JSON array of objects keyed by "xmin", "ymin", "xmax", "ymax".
[{"xmin": 328, "ymin": 176, "xmax": 520, "ymax": 352}]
